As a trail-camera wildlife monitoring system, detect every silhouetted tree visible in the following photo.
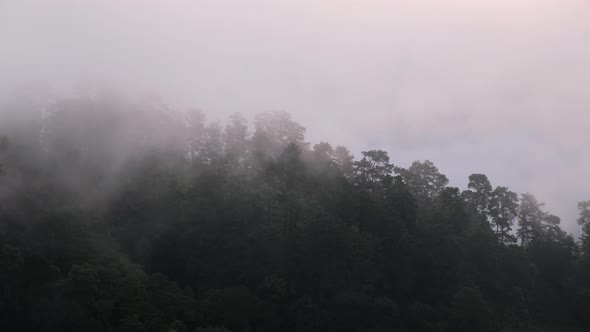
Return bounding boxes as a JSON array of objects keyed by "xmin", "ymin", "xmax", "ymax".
[
  {"xmin": 396, "ymin": 160, "xmax": 449, "ymax": 206},
  {"xmin": 462, "ymin": 174, "xmax": 492, "ymax": 223},
  {"xmin": 489, "ymin": 186, "xmax": 519, "ymax": 244},
  {"xmin": 517, "ymin": 193, "xmax": 544, "ymax": 248}
]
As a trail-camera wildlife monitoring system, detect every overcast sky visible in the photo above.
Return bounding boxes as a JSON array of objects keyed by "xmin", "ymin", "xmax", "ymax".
[{"xmin": 2, "ymin": 0, "xmax": 590, "ymax": 234}]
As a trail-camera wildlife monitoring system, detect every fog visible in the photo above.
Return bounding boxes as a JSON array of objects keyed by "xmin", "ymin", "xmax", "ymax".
[{"xmin": 2, "ymin": 0, "xmax": 590, "ymax": 233}]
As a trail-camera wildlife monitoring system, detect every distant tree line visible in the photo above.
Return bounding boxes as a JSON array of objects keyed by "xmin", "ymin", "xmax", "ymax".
[{"xmin": 1, "ymin": 93, "xmax": 589, "ymax": 331}]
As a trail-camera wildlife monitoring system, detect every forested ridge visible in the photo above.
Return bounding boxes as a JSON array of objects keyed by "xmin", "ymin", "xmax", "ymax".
[{"xmin": 1, "ymin": 94, "xmax": 590, "ymax": 332}]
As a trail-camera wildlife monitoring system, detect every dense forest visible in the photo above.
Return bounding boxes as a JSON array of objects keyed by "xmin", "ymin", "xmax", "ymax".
[{"xmin": 1, "ymin": 92, "xmax": 590, "ymax": 332}]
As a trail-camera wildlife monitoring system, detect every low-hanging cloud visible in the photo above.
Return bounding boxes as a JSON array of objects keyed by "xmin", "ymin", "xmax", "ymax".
[{"xmin": 1, "ymin": 0, "xmax": 590, "ymax": 233}]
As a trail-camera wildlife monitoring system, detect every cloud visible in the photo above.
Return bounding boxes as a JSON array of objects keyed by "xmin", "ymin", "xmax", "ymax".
[{"xmin": 1, "ymin": 0, "xmax": 590, "ymax": 233}]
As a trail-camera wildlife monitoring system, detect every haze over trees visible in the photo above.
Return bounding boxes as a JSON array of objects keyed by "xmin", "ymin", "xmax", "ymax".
[{"xmin": 1, "ymin": 93, "xmax": 589, "ymax": 331}]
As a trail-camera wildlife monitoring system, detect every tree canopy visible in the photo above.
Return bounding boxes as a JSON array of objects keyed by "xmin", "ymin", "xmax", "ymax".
[{"xmin": 0, "ymin": 95, "xmax": 587, "ymax": 331}]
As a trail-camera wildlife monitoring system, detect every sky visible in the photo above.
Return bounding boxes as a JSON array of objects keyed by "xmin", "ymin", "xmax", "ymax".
[{"xmin": 1, "ymin": 0, "xmax": 590, "ymax": 234}]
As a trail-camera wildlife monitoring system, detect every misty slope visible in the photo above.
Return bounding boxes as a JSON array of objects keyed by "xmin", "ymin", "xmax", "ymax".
[{"xmin": 1, "ymin": 94, "xmax": 590, "ymax": 332}]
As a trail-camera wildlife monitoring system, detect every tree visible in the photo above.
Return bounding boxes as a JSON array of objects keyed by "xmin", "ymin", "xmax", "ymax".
[
  {"xmin": 542, "ymin": 214, "xmax": 564, "ymax": 242},
  {"xmin": 309, "ymin": 142, "xmax": 334, "ymax": 174},
  {"xmin": 462, "ymin": 174, "xmax": 492, "ymax": 223},
  {"xmin": 395, "ymin": 160, "xmax": 448, "ymax": 205},
  {"xmin": 223, "ymin": 113, "xmax": 249, "ymax": 169},
  {"xmin": 353, "ymin": 150, "xmax": 394, "ymax": 192},
  {"xmin": 517, "ymin": 193, "xmax": 545, "ymax": 248},
  {"xmin": 186, "ymin": 108, "xmax": 207, "ymax": 163},
  {"xmin": 333, "ymin": 145, "xmax": 354, "ymax": 178},
  {"xmin": 201, "ymin": 122, "xmax": 224, "ymax": 166},
  {"xmin": 488, "ymin": 186, "xmax": 519, "ymax": 244},
  {"xmin": 274, "ymin": 143, "xmax": 307, "ymax": 231},
  {"xmin": 578, "ymin": 201, "xmax": 590, "ymax": 257},
  {"xmin": 252, "ymin": 111, "xmax": 307, "ymax": 159},
  {"xmin": 385, "ymin": 175, "xmax": 417, "ymax": 230}
]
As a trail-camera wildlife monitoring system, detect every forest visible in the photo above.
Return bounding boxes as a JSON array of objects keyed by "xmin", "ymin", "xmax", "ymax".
[{"xmin": 1, "ymin": 92, "xmax": 590, "ymax": 332}]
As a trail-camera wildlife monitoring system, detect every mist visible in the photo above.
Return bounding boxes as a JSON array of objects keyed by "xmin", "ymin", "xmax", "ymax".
[
  {"xmin": 4, "ymin": 1, "xmax": 590, "ymax": 331},
  {"xmin": 3, "ymin": 0, "xmax": 590, "ymax": 233}
]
